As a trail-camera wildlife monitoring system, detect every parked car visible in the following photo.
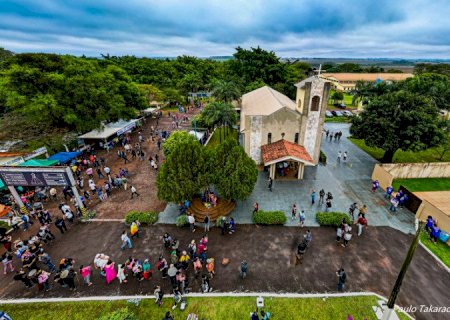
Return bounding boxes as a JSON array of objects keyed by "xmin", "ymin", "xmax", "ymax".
[
  {"xmin": 343, "ymin": 110, "xmax": 353, "ymax": 117},
  {"xmin": 331, "ymin": 110, "xmax": 338, "ymax": 116},
  {"xmin": 334, "ymin": 103, "xmax": 346, "ymax": 109},
  {"xmin": 334, "ymin": 111, "xmax": 343, "ymax": 117},
  {"xmin": 325, "ymin": 111, "xmax": 333, "ymax": 117}
]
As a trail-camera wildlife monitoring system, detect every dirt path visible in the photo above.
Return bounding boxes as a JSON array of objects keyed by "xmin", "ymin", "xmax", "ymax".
[{"xmin": 1, "ymin": 223, "xmax": 448, "ymax": 320}]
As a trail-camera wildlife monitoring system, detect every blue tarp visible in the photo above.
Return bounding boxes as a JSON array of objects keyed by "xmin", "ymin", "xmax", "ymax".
[{"xmin": 48, "ymin": 151, "xmax": 81, "ymax": 164}]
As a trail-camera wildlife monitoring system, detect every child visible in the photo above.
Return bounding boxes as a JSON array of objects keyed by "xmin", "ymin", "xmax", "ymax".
[
  {"xmin": 206, "ymin": 258, "xmax": 215, "ymax": 279},
  {"xmin": 79, "ymin": 264, "xmax": 93, "ymax": 286}
]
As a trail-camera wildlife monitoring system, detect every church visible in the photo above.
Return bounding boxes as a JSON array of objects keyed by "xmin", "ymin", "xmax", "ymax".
[{"xmin": 239, "ymin": 76, "xmax": 331, "ymax": 179}]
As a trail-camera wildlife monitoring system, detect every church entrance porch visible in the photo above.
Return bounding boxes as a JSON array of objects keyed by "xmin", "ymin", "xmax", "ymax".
[{"xmin": 261, "ymin": 139, "xmax": 314, "ymax": 180}]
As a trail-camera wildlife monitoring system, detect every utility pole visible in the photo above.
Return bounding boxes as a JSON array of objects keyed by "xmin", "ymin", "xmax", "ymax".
[{"xmin": 382, "ymin": 222, "xmax": 424, "ymax": 320}]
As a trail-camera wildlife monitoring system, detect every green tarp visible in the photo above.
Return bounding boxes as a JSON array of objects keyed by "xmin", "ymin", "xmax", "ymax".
[{"xmin": 18, "ymin": 159, "xmax": 59, "ymax": 166}]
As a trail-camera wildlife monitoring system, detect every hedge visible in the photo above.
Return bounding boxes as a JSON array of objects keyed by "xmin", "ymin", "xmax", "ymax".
[
  {"xmin": 316, "ymin": 212, "xmax": 350, "ymax": 227},
  {"xmin": 253, "ymin": 210, "xmax": 287, "ymax": 225},
  {"xmin": 319, "ymin": 150, "xmax": 327, "ymax": 164},
  {"xmin": 176, "ymin": 215, "xmax": 187, "ymax": 227},
  {"xmin": 125, "ymin": 211, "xmax": 158, "ymax": 225}
]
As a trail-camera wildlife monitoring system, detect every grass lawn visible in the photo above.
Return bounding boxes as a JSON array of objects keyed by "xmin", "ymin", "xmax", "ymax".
[
  {"xmin": 205, "ymin": 127, "xmax": 238, "ymax": 149},
  {"xmin": 392, "ymin": 178, "xmax": 450, "ymax": 192},
  {"xmin": 328, "ymin": 90, "xmax": 355, "ymax": 109},
  {"xmin": 0, "ymin": 296, "xmax": 411, "ymax": 320},
  {"xmin": 325, "ymin": 116, "xmax": 352, "ymax": 123},
  {"xmin": 348, "ymin": 138, "xmax": 450, "ymax": 163},
  {"xmin": 419, "ymin": 231, "xmax": 450, "ymax": 268}
]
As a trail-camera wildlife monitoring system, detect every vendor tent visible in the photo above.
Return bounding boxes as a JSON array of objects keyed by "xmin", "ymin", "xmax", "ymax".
[
  {"xmin": 78, "ymin": 119, "xmax": 140, "ymax": 141},
  {"xmin": 188, "ymin": 130, "xmax": 206, "ymax": 141},
  {"xmin": 48, "ymin": 151, "xmax": 81, "ymax": 164},
  {"xmin": 18, "ymin": 159, "xmax": 59, "ymax": 166},
  {"xmin": 0, "ymin": 179, "xmax": 5, "ymax": 191}
]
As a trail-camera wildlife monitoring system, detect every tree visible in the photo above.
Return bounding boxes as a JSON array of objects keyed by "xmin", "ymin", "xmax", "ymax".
[
  {"xmin": 350, "ymin": 90, "xmax": 445, "ymax": 163},
  {"xmin": 210, "ymin": 79, "xmax": 241, "ymax": 102},
  {"xmin": 0, "ymin": 47, "xmax": 13, "ymax": 62},
  {"xmin": 162, "ymin": 87, "xmax": 183, "ymax": 104},
  {"xmin": 437, "ymin": 121, "xmax": 450, "ymax": 161},
  {"xmin": 331, "ymin": 91, "xmax": 344, "ymax": 104},
  {"xmin": 137, "ymin": 84, "xmax": 165, "ymax": 104},
  {"xmin": 156, "ymin": 132, "xmax": 207, "ymax": 203},
  {"xmin": 200, "ymin": 102, "xmax": 237, "ymax": 142},
  {"xmin": 212, "ymin": 138, "xmax": 258, "ymax": 201}
]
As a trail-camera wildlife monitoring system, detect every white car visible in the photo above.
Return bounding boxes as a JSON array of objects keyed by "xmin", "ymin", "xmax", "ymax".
[
  {"xmin": 325, "ymin": 111, "xmax": 333, "ymax": 117},
  {"xmin": 343, "ymin": 110, "xmax": 353, "ymax": 117},
  {"xmin": 334, "ymin": 111, "xmax": 343, "ymax": 117}
]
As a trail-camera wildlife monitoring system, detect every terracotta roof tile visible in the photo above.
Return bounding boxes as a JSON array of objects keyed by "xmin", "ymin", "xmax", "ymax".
[{"xmin": 261, "ymin": 140, "xmax": 314, "ymax": 165}]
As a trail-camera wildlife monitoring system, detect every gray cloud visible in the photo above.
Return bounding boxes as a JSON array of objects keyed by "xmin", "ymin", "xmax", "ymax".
[{"xmin": 0, "ymin": 0, "xmax": 449, "ymax": 58}]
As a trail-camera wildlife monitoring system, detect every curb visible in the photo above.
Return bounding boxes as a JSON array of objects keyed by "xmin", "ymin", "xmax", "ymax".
[
  {"xmin": 419, "ymin": 240, "xmax": 450, "ymax": 274},
  {"xmin": 0, "ymin": 291, "xmax": 414, "ymax": 319}
]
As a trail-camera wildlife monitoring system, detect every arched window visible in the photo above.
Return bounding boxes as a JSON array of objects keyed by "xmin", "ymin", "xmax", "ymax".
[
  {"xmin": 294, "ymin": 132, "xmax": 299, "ymax": 144},
  {"xmin": 311, "ymin": 96, "xmax": 320, "ymax": 111},
  {"xmin": 268, "ymin": 133, "xmax": 272, "ymax": 144}
]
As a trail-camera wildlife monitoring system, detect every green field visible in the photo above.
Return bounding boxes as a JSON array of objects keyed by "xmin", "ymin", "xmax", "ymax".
[
  {"xmin": 420, "ymin": 231, "xmax": 450, "ymax": 268},
  {"xmin": 393, "ymin": 178, "xmax": 450, "ymax": 192},
  {"xmin": 205, "ymin": 127, "xmax": 238, "ymax": 149},
  {"xmin": 328, "ymin": 90, "xmax": 355, "ymax": 109},
  {"xmin": 348, "ymin": 138, "xmax": 450, "ymax": 163},
  {"xmin": 0, "ymin": 296, "xmax": 410, "ymax": 320}
]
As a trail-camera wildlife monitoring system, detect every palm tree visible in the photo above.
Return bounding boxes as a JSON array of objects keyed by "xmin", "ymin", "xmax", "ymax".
[
  {"xmin": 210, "ymin": 80, "xmax": 241, "ymax": 103},
  {"xmin": 201, "ymin": 102, "xmax": 237, "ymax": 142}
]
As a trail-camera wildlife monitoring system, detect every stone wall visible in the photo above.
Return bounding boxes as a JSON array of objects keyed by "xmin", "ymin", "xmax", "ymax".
[
  {"xmin": 249, "ymin": 115, "xmax": 263, "ymax": 163},
  {"xmin": 372, "ymin": 162, "xmax": 450, "ymax": 190}
]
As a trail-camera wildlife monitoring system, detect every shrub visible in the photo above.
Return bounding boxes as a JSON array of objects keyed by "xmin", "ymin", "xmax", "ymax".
[
  {"xmin": 0, "ymin": 220, "xmax": 10, "ymax": 229},
  {"xmin": 97, "ymin": 308, "xmax": 138, "ymax": 320},
  {"xmin": 319, "ymin": 150, "xmax": 327, "ymax": 164},
  {"xmin": 124, "ymin": 211, "xmax": 158, "ymax": 225},
  {"xmin": 253, "ymin": 210, "xmax": 287, "ymax": 225},
  {"xmin": 316, "ymin": 212, "xmax": 350, "ymax": 227},
  {"xmin": 176, "ymin": 215, "xmax": 187, "ymax": 227}
]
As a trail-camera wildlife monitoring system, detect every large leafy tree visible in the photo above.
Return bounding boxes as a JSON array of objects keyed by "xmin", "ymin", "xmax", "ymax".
[
  {"xmin": 156, "ymin": 132, "xmax": 208, "ymax": 203},
  {"xmin": 200, "ymin": 102, "xmax": 237, "ymax": 142},
  {"xmin": 213, "ymin": 138, "xmax": 258, "ymax": 201},
  {"xmin": 350, "ymin": 90, "xmax": 445, "ymax": 163},
  {"xmin": 0, "ymin": 53, "xmax": 146, "ymax": 132}
]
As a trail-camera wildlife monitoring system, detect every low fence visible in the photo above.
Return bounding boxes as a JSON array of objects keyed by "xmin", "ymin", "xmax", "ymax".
[{"xmin": 372, "ymin": 162, "xmax": 450, "ymax": 191}]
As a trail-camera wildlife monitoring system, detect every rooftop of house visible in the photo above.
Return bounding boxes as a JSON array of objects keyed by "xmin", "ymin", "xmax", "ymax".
[{"xmin": 320, "ymin": 73, "xmax": 414, "ymax": 82}]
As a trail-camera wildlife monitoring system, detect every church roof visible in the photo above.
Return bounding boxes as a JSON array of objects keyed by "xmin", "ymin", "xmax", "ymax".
[
  {"xmin": 261, "ymin": 139, "xmax": 314, "ymax": 165},
  {"xmin": 241, "ymin": 86, "xmax": 296, "ymax": 116}
]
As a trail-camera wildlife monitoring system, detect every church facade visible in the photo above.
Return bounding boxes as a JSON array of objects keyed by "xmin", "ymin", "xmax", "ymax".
[{"xmin": 239, "ymin": 77, "xmax": 331, "ymax": 179}]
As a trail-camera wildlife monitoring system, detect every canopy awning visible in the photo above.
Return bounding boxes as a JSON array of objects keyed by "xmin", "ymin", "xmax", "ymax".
[
  {"xmin": 48, "ymin": 151, "xmax": 81, "ymax": 164},
  {"xmin": 18, "ymin": 159, "xmax": 59, "ymax": 166},
  {"xmin": 78, "ymin": 119, "xmax": 140, "ymax": 140},
  {"xmin": 188, "ymin": 130, "xmax": 205, "ymax": 141},
  {"xmin": 261, "ymin": 139, "xmax": 314, "ymax": 166}
]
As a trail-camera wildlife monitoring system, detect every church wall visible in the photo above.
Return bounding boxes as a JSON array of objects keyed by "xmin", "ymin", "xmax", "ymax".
[
  {"xmin": 261, "ymin": 108, "xmax": 302, "ymax": 146},
  {"xmin": 249, "ymin": 115, "xmax": 263, "ymax": 163}
]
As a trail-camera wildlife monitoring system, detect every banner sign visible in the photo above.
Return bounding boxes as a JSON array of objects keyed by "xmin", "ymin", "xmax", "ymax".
[
  {"xmin": 0, "ymin": 167, "xmax": 72, "ymax": 187},
  {"xmin": 24, "ymin": 147, "xmax": 48, "ymax": 161}
]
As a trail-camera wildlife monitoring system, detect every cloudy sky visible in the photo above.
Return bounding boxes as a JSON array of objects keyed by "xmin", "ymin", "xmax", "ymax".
[{"xmin": 1, "ymin": 0, "xmax": 449, "ymax": 58}]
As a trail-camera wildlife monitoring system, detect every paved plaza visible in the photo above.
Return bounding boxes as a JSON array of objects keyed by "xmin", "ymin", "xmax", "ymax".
[{"xmin": 160, "ymin": 123, "xmax": 415, "ymax": 234}]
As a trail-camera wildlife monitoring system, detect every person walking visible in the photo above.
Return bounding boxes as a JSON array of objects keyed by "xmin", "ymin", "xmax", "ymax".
[
  {"xmin": 229, "ymin": 217, "xmax": 235, "ymax": 234},
  {"xmin": 154, "ymin": 285, "xmax": 164, "ymax": 307},
  {"xmin": 389, "ymin": 197, "xmax": 399, "ymax": 212},
  {"xmin": 343, "ymin": 151, "xmax": 348, "ymax": 161},
  {"xmin": 311, "ymin": 190, "xmax": 316, "ymax": 206},
  {"xmin": 267, "ymin": 177, "xmax": 273, "ymax": 192},
  {"xmin": 337, "ymin": 151, "xmax": 342, "ymax": 163},
  {"xmin": 187, "ymin": 214, "xmax": 196, "ymax": 233},
  {"xmin": 336, "ymin": 268, "xmax": 346, "ymax": 291},
  {"xmin": 79, "ymin": 264, "xmax": 93, "ymax": 286},
  {"xmin": 348, "ymin": 203, "xmax": 357, "ymax": 222},
  {"xmin": 55, "ymin": 216, "xmax": 68, "ymax": 234},
  {"xmin": 1, "ymin": 252, "xmax": 14, "ymax": 275},
  {"xmin": 130, "ymin": 185, "xmax": 139, "ymax": 199},
  {"xmin": 357, "ymin": 214, "xmax": 368, "ymax": 236},
  {"xmin": 252, "ymin": 202, "xmax": 259, "ymax": 214},
  {"xmin": 342, "ymin": 227, "xmax": 352, "ymax": 247},
  {"xmin": 239, "ymin": 260, "xmax": 248, "ymax": 279},
  {"xmin": 120, "ymin": 230, "xmax": 133, "ymax": 250},
  {"xmin": 203, "ymin": 214, "xmax": 210, "ymax": 232},
  {"xmin": 291, "ymin": 203, "xmax": 297, "ymax": 220},
  {"xmin": 319, "ymin": 189, "xmax": 325, "ymax": 206},
  {"xmin": 299, "ymin": 210, "xmax": 305, "ymax": 227}
]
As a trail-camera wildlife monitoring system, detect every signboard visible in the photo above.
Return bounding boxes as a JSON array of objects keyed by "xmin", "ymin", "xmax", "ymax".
[
  {"xmin": 0, "ymin": 167, "xmax": 73, "ymax": 187},
  {"xmin": 2, "ymin": 157, "xmax": 25, "ymax": 166},
  {"xmin": 24, "ymin": 147, "xmax": 48, "ymax": 161}
]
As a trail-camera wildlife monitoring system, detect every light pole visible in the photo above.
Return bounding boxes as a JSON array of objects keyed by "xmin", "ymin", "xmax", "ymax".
[{"xmin": 381, "ymin": 221, "xmax": 424, "ymax": 320}]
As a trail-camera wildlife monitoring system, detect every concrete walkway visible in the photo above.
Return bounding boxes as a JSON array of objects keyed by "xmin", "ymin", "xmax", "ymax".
[{"xmin": 159, "ymin": 123, "xmax": 415, "ymax": 234}]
